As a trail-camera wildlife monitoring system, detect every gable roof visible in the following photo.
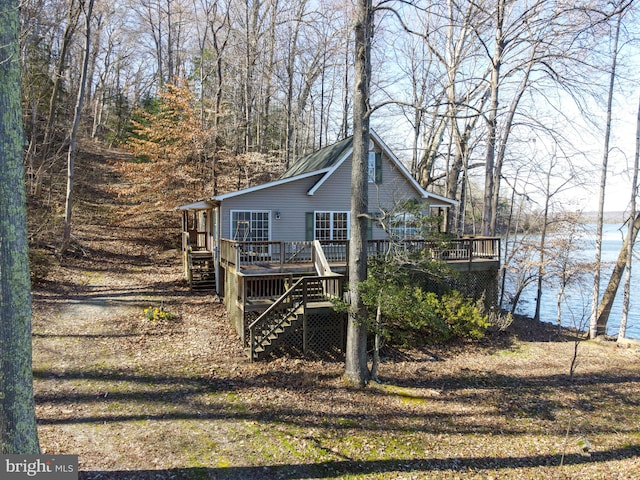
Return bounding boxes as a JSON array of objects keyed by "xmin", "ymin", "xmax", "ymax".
[
  {"xmin": 210, "ymin": 131, "xmax": 457, "ymax": 206},
  {"xmin": 279, "ymin": 136, "xmax": 353, "ymax": 179}
]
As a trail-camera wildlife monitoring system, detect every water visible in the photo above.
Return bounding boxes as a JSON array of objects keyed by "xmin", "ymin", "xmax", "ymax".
[{"xmin": 503, "ymin": 223, "xmax": 640, "ymax": 340}]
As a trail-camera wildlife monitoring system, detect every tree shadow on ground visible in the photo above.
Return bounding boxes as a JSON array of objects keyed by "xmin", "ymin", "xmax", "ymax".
[
  {"xmin": 78, "ymin": 445, "xmax": 640, "ymax": 479},
  {"xmin": 33, "ymin": 366, "xmax": 640, "ymax": 436}
]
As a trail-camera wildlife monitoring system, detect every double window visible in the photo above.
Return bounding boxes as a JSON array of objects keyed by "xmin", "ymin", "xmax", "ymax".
[
  {"xmin": 231, "ymin": 210, "xmax": 270, "ymax": 241},
  {"xmin": 390, "ymin": 212, "xmax": 420, "ymax": 240},
  {"xmin": 307, "ymin": 211, "xmax": 350, "ymax": 240}
]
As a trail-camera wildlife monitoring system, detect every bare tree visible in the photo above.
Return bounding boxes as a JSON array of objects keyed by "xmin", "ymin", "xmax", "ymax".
[
  {"xmin": 35, "ymin": 0, "xmax": 82, "ymax": 195},
  {"xmin": 590, "ymin": 9, "xmax": 622, "ymax": 339},
  {"xmin": 345, "ymin": 0, "xmax": 373, "ymax": 388},
  {"xmin": 481, "ymin": 0, "xmax": 504, "ymax": 236},
  {"xmin": 62, "ymin": 0, "xmax": 95, "ymax": 253},
  {"xmin": 531, "ymin": 153, "xmax": 576, "ymax": 321},
  {"xmin": 544, "ymin": 213, "xmax": 589, "ymax": 333},
  {"xmin": 619, "ymin": 96, "xmax": 640, "ymax": 340},
  {"xmin": 283, "ymin": 0, "xmax": 309, "ymax": 167},
  {"xmin": 136, "ymin": 0, "xmax": 166, "ymax": 86}
]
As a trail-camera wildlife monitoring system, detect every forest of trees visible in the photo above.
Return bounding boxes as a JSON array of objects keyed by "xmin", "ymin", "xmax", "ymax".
[
  {"xmin": 20, "ymin": 0, "xmax": 638, "ymax": 229},
  {"xmin": 18, "ymin": 0, "xmax": 640, "ymax": 337}
]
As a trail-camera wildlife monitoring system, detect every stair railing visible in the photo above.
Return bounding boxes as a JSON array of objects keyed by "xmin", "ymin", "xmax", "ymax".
[
  {"xmin": 247, "ymin": 275, "xmax": 342, "ymax": 361},
  {"xmin": 312, "ymin": 240, "xmax": 332, "ymax": 276},
  {"xmin": 248, "ymin": 276, "xmax": 307, "ymax": 361}
]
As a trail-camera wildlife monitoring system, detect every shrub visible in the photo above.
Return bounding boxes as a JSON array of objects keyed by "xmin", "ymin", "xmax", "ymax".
[
  {"xmin": 363, "ymin": 281, "xmax": 490, "ymax": 346},
  {"xmin": 357, "ymin": 254, "xmax": 490, "ymax": 347},
  {"xmin": 434, "ymin": 290, "xmax": 491, "ymax": 340}
]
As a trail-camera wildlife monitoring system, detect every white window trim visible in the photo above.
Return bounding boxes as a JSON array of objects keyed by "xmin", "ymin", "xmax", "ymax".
[
  {"xmin": 314, "ymin": 211, "xmax": 350, "ymax": 240},
  {"xmin": 230, "ymin": 210, "xmax": 271, "ymax": 241},
  {"xmin": 390, "ymin": 212, "xmax": 418, "ymax": 240},
  {"xmin": 368, "ymin": 152, "xmax": 376, "ymax": 183}
]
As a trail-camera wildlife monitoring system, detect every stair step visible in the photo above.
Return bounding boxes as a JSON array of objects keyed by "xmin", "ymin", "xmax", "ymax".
[{"xmin": 248, "ymin": 275, "xmax": 342, "ymax": 361}]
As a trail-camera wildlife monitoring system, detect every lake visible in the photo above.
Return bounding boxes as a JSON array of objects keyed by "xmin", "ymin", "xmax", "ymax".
[{"xmin": 503, "ymin": 223, "xmax": 640, "ymax": 340}]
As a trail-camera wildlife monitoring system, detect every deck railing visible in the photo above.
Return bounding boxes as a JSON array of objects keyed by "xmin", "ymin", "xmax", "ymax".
[
  {"xmin": 367, "ymin": 237, "xmax": 501, "ymax": 262},
  {"xmin": 221, "ymin": 240, "xmax": 316, "ymax": 268},
  {"xmin": 237, "ymin": 272, "xmax": 295, "ymax": 307},
  {"xmin": 221, "ymin": 237, "xmax": 500, "ymax": 270}
]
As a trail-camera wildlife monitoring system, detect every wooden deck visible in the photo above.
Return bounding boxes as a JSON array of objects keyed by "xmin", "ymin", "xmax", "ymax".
[
  {"xmin": 182, "ymin": 236, "xmax": 501, "ymax": 360},
  {"xmin": 220, "ymin": 237, "xmax": 500, "ymax": 275}
]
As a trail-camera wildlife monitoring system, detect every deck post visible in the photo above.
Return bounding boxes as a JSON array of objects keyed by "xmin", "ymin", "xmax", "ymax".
[
  {"xmin": 302, "ymin": 278, "xmax": 308, "ymax": 354},
  {"xmin": 280, "ymin": 241, "xmax": 285, "ymax": 268},
  {"xmin": 238, "ymin": 275, "xmax": 245, "ymax": 316},
  {"xmin": 186, "ymin": 250, "xmax": 193, "ymax": 285},
  {"xmin": 249, "ymin": 328, "xmax": 255, "ymax": 362}
]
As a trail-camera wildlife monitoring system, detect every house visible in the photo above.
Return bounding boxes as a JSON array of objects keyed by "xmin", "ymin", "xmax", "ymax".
[{"xmin": 178, "ymin": 131, "xmax": 500, "ymax": 360}]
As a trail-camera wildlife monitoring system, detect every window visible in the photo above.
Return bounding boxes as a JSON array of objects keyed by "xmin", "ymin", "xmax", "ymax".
[
  {"xmin": 390, "ymin": 208, "xmax": 443, "ymax": 239},
  {"xmin": 390, "ymin": 212, "xmax": 420, "ymax": 240},
  {"xmin": 368, "ymin": 153, "xmax": 375, "ymax": 183},
  {"xmin": 368, "ymin": 152, "xmax": 382, "ymax": 184},
  {"xmin": 231, "ymin": 211, "xmax": 270, "ymax": 241},
  {"xmin": 314, "ymin": 211, "xmax": 349, "ymax": 240}
]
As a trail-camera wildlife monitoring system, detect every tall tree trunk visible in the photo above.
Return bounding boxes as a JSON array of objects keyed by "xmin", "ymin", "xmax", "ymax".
[
  {"xmin": 534, "ymin": 159, "xmax": 552, "ymax": 322},
  {"xmin": 284, "ymin": 0, "xmax": 305, "ymax": 168},
  {"xmin": 345, "ymin": 0, "xmax": 373, "ymax": 388},
  {"xmin": 210, "ymin": 6, "xmax": 230, "ymax": 194},
  {"xmin": 498, "ymin": 171, "xmax": 523, "ymax": 307},
  {"xmin": 0, "ymin": 0, "xmax": 40, "ymax": 453},
  {"xmin": 340, "ymin": 32, "xmax": 350, "ymax": 140},
  {"xmin": 147, "ymin": 0, "xmax": 164, "ymax": 87},
  {"xmin": 619, "ymin": 96, "xmax": 640, "ymax": 340},
  {"xmin": 36, "ymin": 0, "xmax": 81, "ymax": 195},
  {"xmin": 243, "ymin": 0, "xmax": 261, "ymax": 152},
  {"xmin": 260, "ymin": 0, "xmax": 278, "ymax": 154},
  {"xmin": 590, "ymin": 13, "xmax": 621, "ymax": 339},
  {"xmin": 490, "ymin": 53, "xmax": 535, "ymax": 235},
  {"xmin": 62, "ymin": 0, "xmax": 94, "ymax": 254},
  {"xmin": 166, "ymin": 0, "xmax": 174, "ymax": 81},
  {"xmin": 482, "ymin": 0, "xmax": 504, "ymax": 236}
]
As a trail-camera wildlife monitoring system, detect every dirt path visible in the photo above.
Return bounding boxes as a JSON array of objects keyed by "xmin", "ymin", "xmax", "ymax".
[{"xmin": 31, "ymin": 145, "xmax": 248, "ymax": 473}]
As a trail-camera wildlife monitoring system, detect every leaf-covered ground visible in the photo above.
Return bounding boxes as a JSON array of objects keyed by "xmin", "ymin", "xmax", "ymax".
[{"xmin": 31, "ymin": 143, "xmax": 640, "ymax": 479}]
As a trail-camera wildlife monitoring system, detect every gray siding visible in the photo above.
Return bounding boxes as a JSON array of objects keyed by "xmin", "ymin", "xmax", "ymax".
[
  {"xmin": 221, "ymin": 174, "xmax": 323, "ymax": 241},
  {"xmin": 220, "ymin": 148, "xmax": 433, "ymax": 241}
]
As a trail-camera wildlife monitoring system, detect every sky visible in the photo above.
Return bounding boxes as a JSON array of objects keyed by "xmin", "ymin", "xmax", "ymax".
[
  {"xmin": 369, "ymin": 7, "xmax": 640, "ymax": 219},
  {"xmin": 574, "ymin": 90, "xmax": 639, "ymax": 214}
]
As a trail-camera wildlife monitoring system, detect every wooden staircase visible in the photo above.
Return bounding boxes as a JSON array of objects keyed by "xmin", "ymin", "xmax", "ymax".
[
  {"xmin": 247, "ymin": 276, "xmax": 338, "ymax": 361},
  {"xmin": 188, "ymin": 251, "xmax": 216, "ymax": 291}
]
